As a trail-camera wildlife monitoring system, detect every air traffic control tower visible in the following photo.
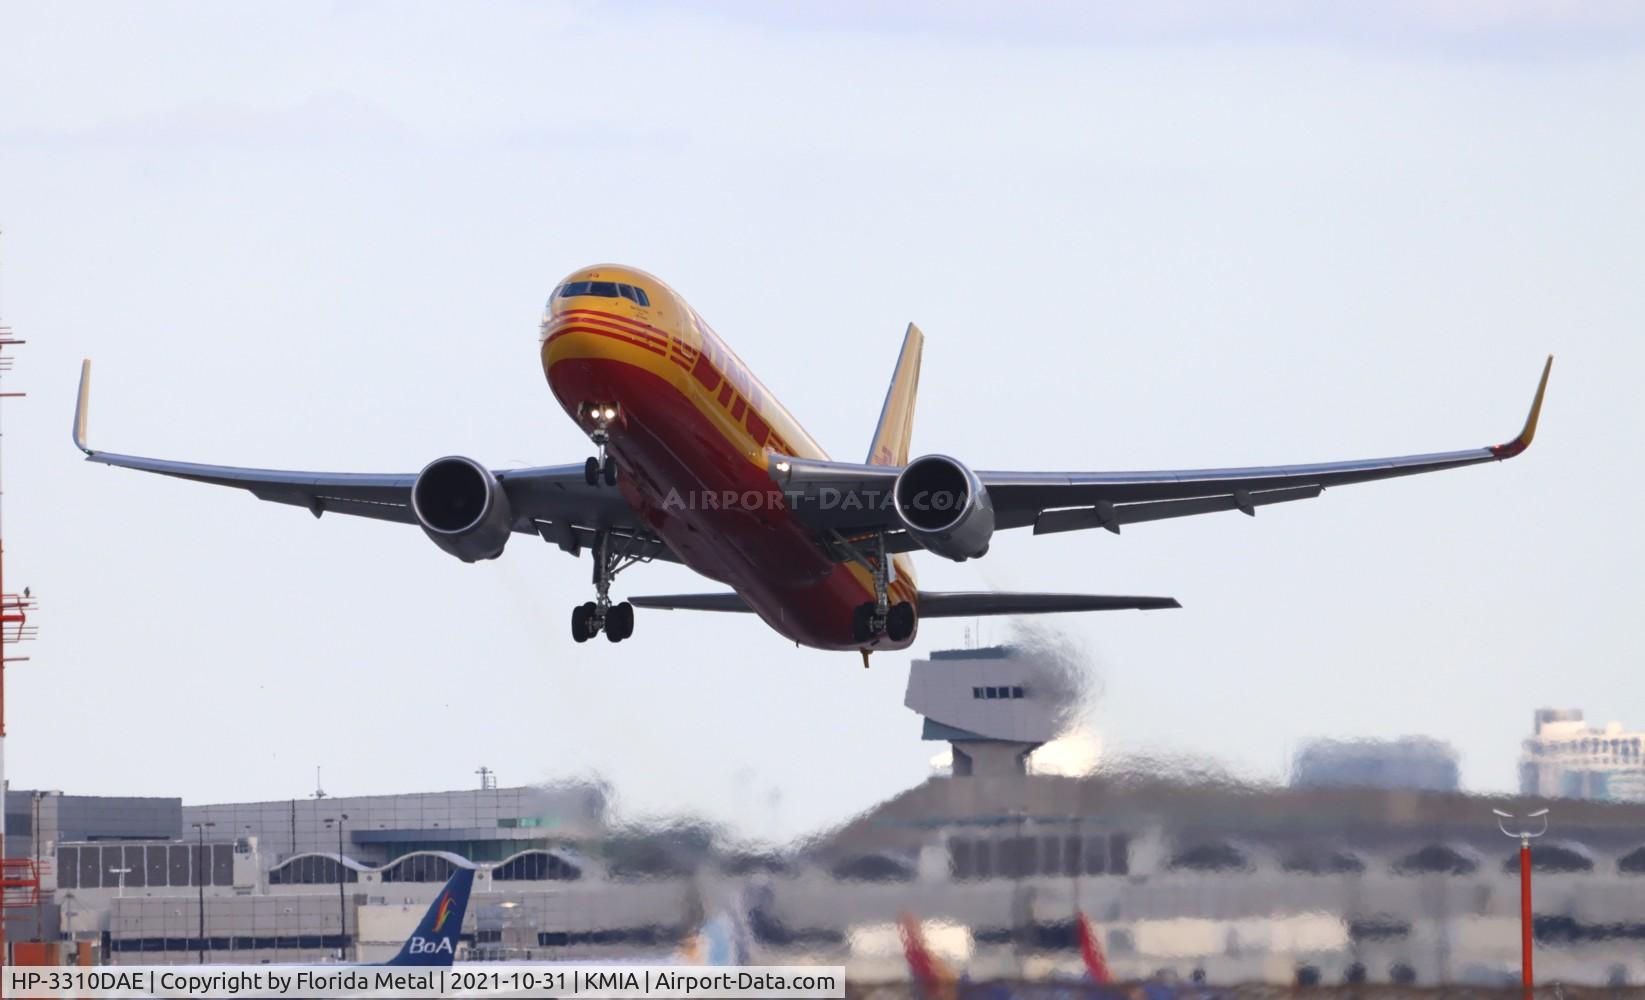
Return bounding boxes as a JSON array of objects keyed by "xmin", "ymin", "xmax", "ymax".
[{"xmin": 905, "ymin": 645, "xmax": 1066, "ymax": 777}]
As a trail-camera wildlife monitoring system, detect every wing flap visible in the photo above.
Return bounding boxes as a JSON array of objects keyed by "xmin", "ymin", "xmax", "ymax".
[
  {"xmin": 539, "ymin": 522, "xmax": 679, "ymax": 563},
  {"xmin": 1033, "ymin": 484, "xmax": 1323, "ymax": 535},
  {"xmin": 917, "ymin": 591, "xmax": 1180, "ymax": 616}
]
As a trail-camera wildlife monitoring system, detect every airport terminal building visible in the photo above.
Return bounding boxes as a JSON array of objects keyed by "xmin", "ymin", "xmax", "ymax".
[
  {"xmin": 2, "ymin": 782, "xmax": 691, "ymax": 966},
  {"xmin": 6, "ymin": 646, "xmax": 1645, "ymax": 987}
]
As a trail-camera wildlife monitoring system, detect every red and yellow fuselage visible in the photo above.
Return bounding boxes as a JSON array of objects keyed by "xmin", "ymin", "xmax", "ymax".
[{"xmin": 540, "ymin": 264, "xmax": 916, "ymax": 651}]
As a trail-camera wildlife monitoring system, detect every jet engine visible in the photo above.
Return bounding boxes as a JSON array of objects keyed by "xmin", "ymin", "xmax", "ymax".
[
  {"xmin": 893, "ymin": 454, "xmax": 994, "ymax": 561},
  {"xmin": 410, "ymin": 456, "xmax": 513, "ymax": 562}
]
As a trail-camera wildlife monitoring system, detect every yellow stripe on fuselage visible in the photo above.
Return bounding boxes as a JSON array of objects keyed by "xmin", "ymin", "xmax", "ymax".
[{"xmin": 541, "ymin": 265, "xmax": 917, "ymax": 603}]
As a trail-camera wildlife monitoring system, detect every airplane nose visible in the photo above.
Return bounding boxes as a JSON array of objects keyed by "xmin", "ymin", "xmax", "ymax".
[{"xmin": 542, "ymin": 314, "xmax": 637, "ymax": 418}]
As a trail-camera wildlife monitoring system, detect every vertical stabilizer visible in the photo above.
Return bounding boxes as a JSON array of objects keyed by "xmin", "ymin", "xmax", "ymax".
[
  {"xmin": 866, "ymin": 324, "xmax": 924, "ymax": 465},
  {"xmin": 381, "ymin": 864, "xmax": 475, "ymax": 966},
  {"xmin": 898, "ymin": 912, "xmax": 956, "ymax": 1000},
  {"xmin": 1077, "ymin": 910, "xmax": 1113, "ymax": 984}
]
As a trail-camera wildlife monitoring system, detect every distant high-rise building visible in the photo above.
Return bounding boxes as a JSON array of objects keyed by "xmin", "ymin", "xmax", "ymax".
[
  {"xmin": 1520, "ymin": 708, "xmax": 1645, "ymax": 802},
  {"xmin": 1291, "ymin": 736, "xmax": 1460, "ymax": 792}
]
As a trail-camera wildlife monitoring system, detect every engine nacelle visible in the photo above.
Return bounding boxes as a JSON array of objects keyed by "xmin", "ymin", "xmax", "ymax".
[
  {"xmin": 410, "ymin": 456, "xmax": 513, "ymax": 562},
  {"xmin": 893, "ymin": 454, "xmax": 994, "ymax": 561}
]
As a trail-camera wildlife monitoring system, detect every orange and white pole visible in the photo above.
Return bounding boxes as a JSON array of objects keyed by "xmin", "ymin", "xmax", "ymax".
[
  {"xmin": 1518, "ymin": 835, "xmax": 1533, "ymax": 999},
  {"xmin": 1494, "ymin": 806, "xmax": 1549, "ymax": 1000}
]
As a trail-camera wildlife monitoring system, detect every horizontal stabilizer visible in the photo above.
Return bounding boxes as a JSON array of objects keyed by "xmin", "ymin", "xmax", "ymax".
[
  {"xmin": 629, "ymin": 591, "xmax": 1178, "ymax": 616},
  {"xmin": 629, "ymin": 592, "xmax": 752, "ymax": 612},
  {"xmin": 917, "ymin": 591, "xmax": 1180, "ymax": 617}
]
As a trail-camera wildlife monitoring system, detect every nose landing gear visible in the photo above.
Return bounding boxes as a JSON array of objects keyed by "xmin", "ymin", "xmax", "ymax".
[
  {"xmin": 582, "ymin": 456, "xmax": 617, "ymax": 488},
  {"xmin": 579, "ymin": 403, "xmax": 621, "ymax": 487}
]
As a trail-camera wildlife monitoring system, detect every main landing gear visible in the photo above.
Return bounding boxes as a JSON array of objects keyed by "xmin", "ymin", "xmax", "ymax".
[
  {"xmin": 846, "ymin": 531, "xmax": 917, "ymax": 651},
  {"xmin": 571, "ymin": 529, "xmax": 639, "ymax": 644},
  {"xmin": 580, "ymin": 402, "xmax": 620, "ymax": 487}
]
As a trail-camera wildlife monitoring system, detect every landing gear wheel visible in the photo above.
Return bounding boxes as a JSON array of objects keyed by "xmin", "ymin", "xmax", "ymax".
[
  {"xmin": 571, "ymin": 601, "xmax": 600, "ymax": 642},
  {"xmin": 842, "ymin": 532, "xmax": 896, "ymax": 645},
  {"xmin": 583, "ymin": 457, "xmax": 600, "ymax": 487},
  {"xmin": 573, "ymin": 530, "xmax": 649, "ymax": 648},
  {"xmin": 605, "ymin": 601, "xmax": 634, "ymax": 642},
  {"xmin": 601, "ymin": 455, "xmax": 618, "ymax": 487},
  {"xmin": 885, "ymin": 602, "xmax": 916, "ymax": 642},
  {"xmin": 851, "ymin": 602, "xmax": 876, "ymax": 644}
]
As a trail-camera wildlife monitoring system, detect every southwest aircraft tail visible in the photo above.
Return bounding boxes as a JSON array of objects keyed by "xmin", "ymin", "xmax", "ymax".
[
  {"xmin": 1076, "ymin": 910, "xmax": 1113, "ymax": 984},
  {"xmin": 380, "ymin": 864, "xmax": 475, "ymax": 966},
  {"xmin": 898, "ymin": 913, "xmax": 956, "ymax": 1000},
  {"xmin": 866, "ymin": 324, "xmax": 924, "ymax": 466}
]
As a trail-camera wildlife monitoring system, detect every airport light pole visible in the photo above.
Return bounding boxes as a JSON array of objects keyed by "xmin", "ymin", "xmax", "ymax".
[
  {"xmin": 191, "ymin": 821, "xmax": 215, "ymax": 963},
  {"xmin": 108, "ymin": 866, "xmax": 131, "ymax": 899},
  {"xmin": 498, "ymin": 900, "xmax": 520, "ymax": 960},
  {"xmin": 325, "ymin": 814, "xmax": 349, "ymax": 959},
  {"xmin": 1494, "ymin": 807, "xmax": 1549, "ymax": 1000},
  {"xmin": 61, "ymin": 891, "xmax": 75, "ymax": 953},
  {"xmin": 1069, "ymin": 815, "xmax": 1082, "ymax": 914},
  {"xmin": 1010, "ymin": 810, "xmax": 1028, "ymax": 978}
]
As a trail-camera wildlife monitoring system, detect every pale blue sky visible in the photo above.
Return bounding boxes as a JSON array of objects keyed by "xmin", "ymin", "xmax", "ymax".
[{"xmin": 1, "ymin": 2, "xmax": 1641, "ymax": 840}]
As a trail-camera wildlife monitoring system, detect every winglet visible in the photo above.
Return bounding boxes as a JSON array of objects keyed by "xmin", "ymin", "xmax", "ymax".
[
  {"xmin": 73, "ymin": 359, "xmax": 92, "ymax": 454},
  {"xmin": 1490, "ymin": 355, "xmax": 1551, "ymax": 460}
]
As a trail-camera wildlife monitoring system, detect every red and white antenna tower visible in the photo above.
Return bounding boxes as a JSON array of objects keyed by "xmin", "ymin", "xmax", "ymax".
[{"xmin": 0, "ymin": 229, "xmax": 42, "ymax": 960}]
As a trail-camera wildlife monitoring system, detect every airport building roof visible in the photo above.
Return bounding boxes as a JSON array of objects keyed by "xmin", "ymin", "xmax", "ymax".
[
  {"xmin": 182, "ymin": 783, "xmax": 608, "ymax": 864},
  {"xmin": 820, "ymin": 770, "xmax": 1645, "ymax": 858}
]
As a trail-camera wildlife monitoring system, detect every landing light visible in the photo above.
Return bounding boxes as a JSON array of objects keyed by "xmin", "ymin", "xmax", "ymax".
[
  {"xmin": 776, "ymin": 461, "xmax": 790, "ymax": 473},
  {"xmin": 602, "ymin": 407, "xmax": 617, "ymax": 420}
]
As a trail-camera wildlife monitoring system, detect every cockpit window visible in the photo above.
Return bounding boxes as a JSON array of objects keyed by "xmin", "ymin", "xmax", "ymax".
[
  {"xmin": 617, "ymin": 283, "xmax": 651, "ymax": 307},
  {"xmin": 560, "ymin": 280, "xmax": 612, "ymax": 298},
  {"xmin": 560, "ymin": 280, "xmax": 650, "ymax": 307}
]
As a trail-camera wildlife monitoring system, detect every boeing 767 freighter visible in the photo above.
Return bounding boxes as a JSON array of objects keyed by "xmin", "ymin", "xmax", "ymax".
[{"xmin": 73, "ymin": 265, "xmax": 1550, "ymax": 658}]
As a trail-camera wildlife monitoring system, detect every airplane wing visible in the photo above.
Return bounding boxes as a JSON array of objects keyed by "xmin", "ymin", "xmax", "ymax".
[
  {"xmin": 71, "ymin": 361, "xmax": 678, "ymax": 562},
  {"xmin": 771, "ymin": 356, "xmax": 1551, "ymax": 550}
]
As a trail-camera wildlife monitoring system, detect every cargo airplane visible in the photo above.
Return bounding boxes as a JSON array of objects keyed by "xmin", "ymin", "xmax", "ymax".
[{"xmin": 72, "ymin": 265, "xmax": 1551, "ymax": 658}]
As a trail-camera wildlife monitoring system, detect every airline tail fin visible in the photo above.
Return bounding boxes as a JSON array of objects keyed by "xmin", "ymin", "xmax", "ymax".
[
  {"xmin": 381, "ymin": 864, "xmax": 475, "ymax": 966},
  {"xmin": 696, "ymin": 909, "xmax": 752, "ymax": 966},
  {"xmin": 898, "ymin": 912, "xmax": 956, "ymax": 1000},
  {"xmin": 672, "ymin": 886, "xmax": 752, "ymax": 966},
  {"xmin": 866, "ymin": 324, "xmax": 924, "ymax": 466},
  {"xmin": 1076, "ymin": 910, "xmax": 1113, "ymax": 985}
]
